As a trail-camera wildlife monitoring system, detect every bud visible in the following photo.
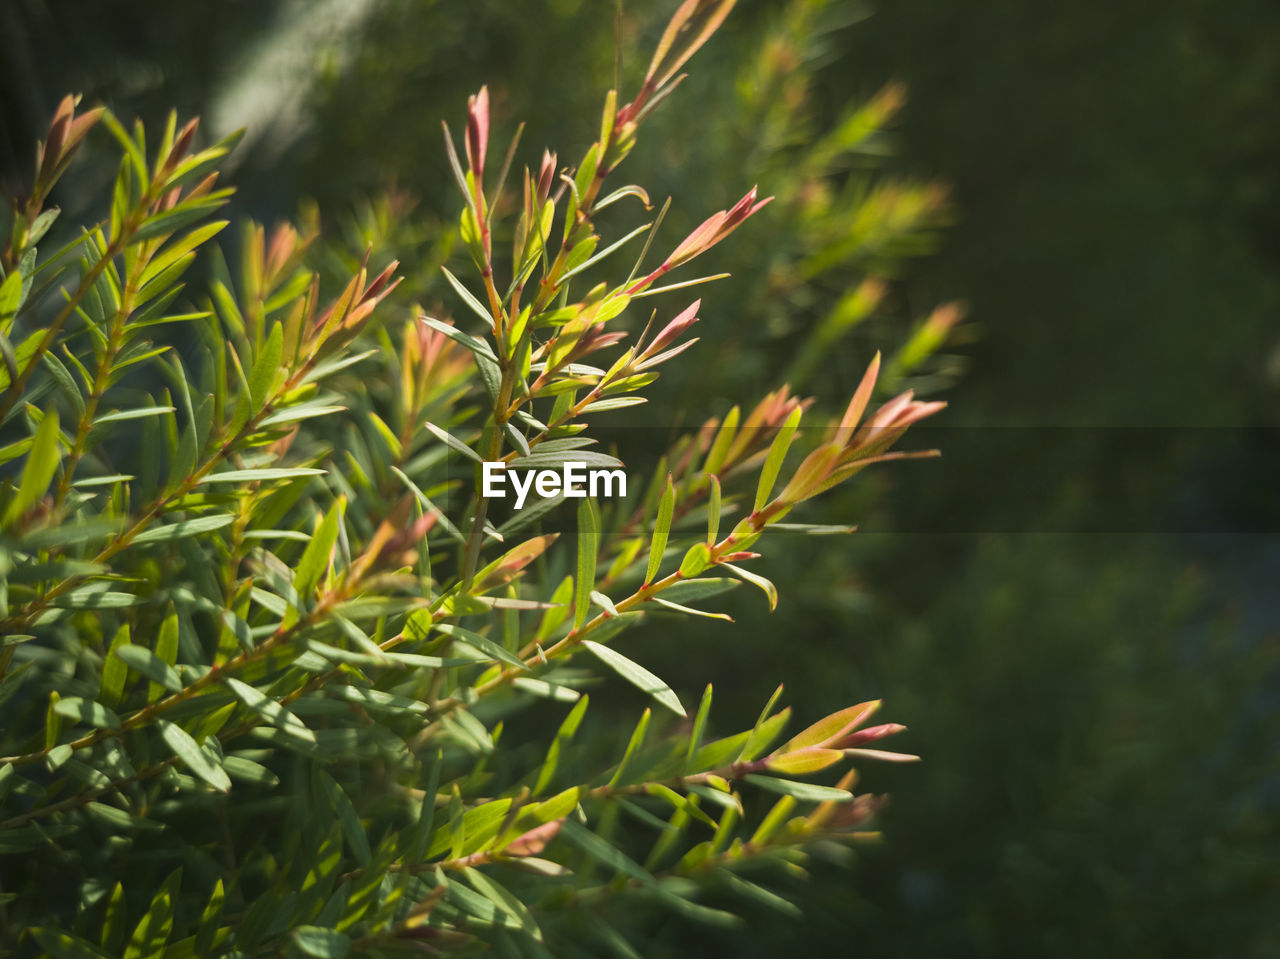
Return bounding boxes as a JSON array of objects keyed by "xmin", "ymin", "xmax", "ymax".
[
  {"xmin": 831, "ymin": 722, "xmax": 907, "ymax": 749},
  {"xmin": 536, "ymin": 149, "xmax": 557, "ymax": 204},
  {"xmin": 465, "ymin": 86, "xmax": 490, "ymax": 182}
]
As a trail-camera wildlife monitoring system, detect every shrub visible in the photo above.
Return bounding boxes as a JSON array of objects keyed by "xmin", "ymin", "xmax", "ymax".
[{"xmin": 0, "ymin": 2, "xmax": 943, "ymax": 954}]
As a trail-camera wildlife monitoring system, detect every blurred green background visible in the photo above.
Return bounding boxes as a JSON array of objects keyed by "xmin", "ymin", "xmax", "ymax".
[{"xmin": 3, "ymin": 0, "xmax": 1277, "ymax": 955}]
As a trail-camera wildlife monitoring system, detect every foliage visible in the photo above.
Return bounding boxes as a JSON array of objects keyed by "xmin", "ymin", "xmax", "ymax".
[{"xmin": 0, "ymin": 4, "xmax": 950, "ymax": 955}]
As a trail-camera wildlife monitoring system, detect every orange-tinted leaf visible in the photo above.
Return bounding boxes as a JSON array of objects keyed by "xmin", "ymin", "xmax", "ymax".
[
  {"xmin": 780, "ymin": 700, "xmax": 880, "ymax": 753},
  {"xmin": 765, "ymin": 746, "xmax": 844, "ymax": 775}
]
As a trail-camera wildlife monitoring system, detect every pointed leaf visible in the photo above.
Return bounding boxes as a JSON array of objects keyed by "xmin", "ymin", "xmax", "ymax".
[
  {"xmin": 4, "ymin": 409, "xmax": 61, "ymax": 527},
  {"xmin": 225, "ymin": 676, "xmax": 316, "ymax": 744},
  {"xmin": 721, "ymin": 561, "xmax": 778, "ymax": 611},
  {"xmin": 764, "ymin": 746, "xmax": 844, "ymax": 775},
  {"xmin": 583, "ymin": 640, "xmax": 684, "ymax": 717},
  {"xmin": 293, "ymin": 497, "xmax": 345, "ymax": 598},
  {"xmin": 115, "ymin": 645, "xmax": 182, "ymax": 694},
  {"xmin": 645, "ymin": 475, "xmax": 675, "ymax": 583},
  {"xmin": 743, "ymin": 774, "xmax": 853, "ymax": 803},
  {"xmin": 754, "ymin": 406, "xmax": 802, "ymax": 511},
  {"xmin": 158, "ymin": 721, "xmax": 229, "ymax": 792},
  {"xmin": 52, "ymin": 697, "xmax": 121, "ymax": 729},
  {"xmin": 131, "ymin": 513, "xmax": 235, "ymax": 545},
  {"xmin": 782, "ymin": 700, "xmax": 880, "ymax": 753},
  {"xmin": 435, "ymin": 623, "xmax": 528, "ymax": 670}
]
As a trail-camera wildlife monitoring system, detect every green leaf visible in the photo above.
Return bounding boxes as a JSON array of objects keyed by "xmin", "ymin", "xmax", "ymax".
[
  {"xmin": 748, "ymin": 794, "xmax": 797, "ymax": 847},
  {"xmin": 645, "ymin": 475, "xmax": 675, "ymax": 583},
  {"xmin": 739, "ymin": 689, "xmax": 790, "ymax": 762},
  {"xmin": 115, "ymin": 645, "xmax": 182, "ymax": 694},
  {"xmin": 767, "ymin": 523, "xmax": 858, "ymax": 535},
  {"xmin": 561, "ymin": 223, "xmax": 650, "ymax": 282},
  {"xmin": 259, "ymin": 404, "xmax": 347, "ymax": 427},
  {"xmin": 422, "ymin": 421, "xmax": 482, "ymax": 464},
  {"xmin": 510, "ymin": 677, "xmax": 579, "ymax": 704},
  {"xmin": 687, "ymin": 685, "xmax": 713, "ymax": 762},
  {"xmin": 607, "ymin": 708, "xmax": 651, "ymax": 787},
  {"xmin": 132, "ymin": 194, "xmax": 230, "ymax": 243},
  {"xmin": 198, "ymin": 467, "xmax": 326, "ymax": 484},
  {"xmin": 313, "ymin": 767, "xmax": 372, "ymax": 866},
  {"xmin": 291, "ymin": 927, "xmax": 350, "ymax": 958},
  {"xmin": 754, "ymin": 406, "xmax": 802, "ymax": 511},
  {"xmin": 435, "ymin": 623, "xmax": 528, "ymax": 671},
  {"xmin": 225, "ymin": 676, "xmax": 316, "ymax": 744},
  {"xmin": 574, "ymin": 496, "xmax": 600, "ymax": 630},
  {"xmin": 463, "ymin": 867, "xmax": 541, "ymax": 940},
  {"xmin": 660, "ymin": 577, "xmax": 739, "ymax": 604},
  {"xmin": 706, "ymin": 474, "xmax": 722, "ymax": 544},
  {"xmin": 574, "ymin": 143, "xmax": 600, "ymax": 204},
  {"xmin": 439, "ymin": 265, "xmax": 493, "ymax": 326},
  {"xmin": 743, "ymin": 774, "xmax": 853, "ymax": 803},
  {"xmin": 425, "ymin": 798, "xmax": 514, "ymax": 858},
  {"xmin": 248, "ymin": 321, "xmax": 283, "ymax": 411},
  {"xmin": 222, "ymin": 755, "xmax": 278, "ymax": 786},
  {"xmin": 420, "ymin": 315, "xmax": 499, "ymax": 361},
  {"xmin": 292, "ymin": 497, "xmax": 345, "ymax": 599},
  {"xmin": 70, "ymin": 474, "xmax": 133, "ymax": 489},
  {"xmin": 52, "ymin": 696, "xmax": 121, "ymax": 729},
  {"xmin": 42, "ymin": 353, "xmax": 85, "ymax": 420},
  {"xmin": 581, "ymin": 395, "xmax": 647, "ymax": 414},
  {"xmin": 51, "ymin": 587, "xmax": 140, "ymax": 609},
  {"xmin": 157, "ymin": 721, "xmax": 229, "ymax": 792},
  {"xmin": 29, "ymin": 929, "xmax": 112, "ymax": 959},
  {"xmin": 194, "ymin": 879, "xmax": 225, "ymax": 956},
  {"xmin": 93, "ymin": 406, "xmax": 177, "ymax": 425},
  {"xmin": 150, "ymin": 606, "xmax": 180, "ymax": 703},
  {"xmin": 764, "ymin": 746, "xmax": 844, "ymax": 775},
  {"xmin": 123, "ymin": 866, "xmax": 182, "ymax": 959},
  {"xmin": 647, "ymin": 782, "xmax": 717, "ymax": 828},
  {"xmin": 101, "ymin": 881, "xmax": 127, "ymax": 953},
  {"xmin": 0, "ymin": 268, "xmax": 23, "ymax": 333},
  {"xmin": 678, "ymin": 541, "xmax": 712, "ymax": 577},
  {"xmin": 702, "ymin": 406, "xmax": 739, "ymax": 477},
  {"xmin": 717, "ymin": 869, "xmax": 802, "ymax": 918},
  {"xmin": 722, "ymin": 561, "xmax": 778, "ymax": 612},
  {"xmin": 509, "ymin": 449, "xmax": 625, "ymax": 471},
  {"xmin": 583, "ymin": 640, "xmax": 685, "ymax": 717},
  {"xmin": 131, "ymin": 513, "xmax": 235, "ymax": 544},
  {"xmin": 651, "ymin": 596, "xmax": 732, "ymax": 621},
  {"xmin": 534, "ymin": 695, "xmax": 589, "ymax": 795},
  {"xmin": 29, "ymin": 206, "xmax": 61, "ymax": 244},
  {"xmin": 4, "ymin": 409, "xmax": 61, "ymax": 527},
  {"xmin": 560, "ymin": 817, "xmax": 656, "ymax": 887}
]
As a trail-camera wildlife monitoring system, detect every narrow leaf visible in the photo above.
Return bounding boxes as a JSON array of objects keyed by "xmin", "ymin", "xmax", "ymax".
[
  {"xmin": 583, "ymin": 640, "xmax": 685, "ymax": 717},
  {"xmin": 4, "ymin": 409, "xmax": 61, "ymax": 527},
  {"xmin": 645, "ymin": 474, "xmax": 675, "ymax": 584},
  {"xmin": 158, "ymin": 720, "xmax": 230, "ymax": 792}
]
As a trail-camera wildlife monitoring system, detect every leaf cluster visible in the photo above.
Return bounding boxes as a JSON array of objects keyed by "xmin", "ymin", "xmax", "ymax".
[{"xmin": 0, "ymin": 3, "xmax": 944, "ymax": 955}]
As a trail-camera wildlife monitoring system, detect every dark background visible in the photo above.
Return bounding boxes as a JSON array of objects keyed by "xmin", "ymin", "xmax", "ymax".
[{"xmin": 4, "ymin": 0, "xmax": 1278, "ymax": 955}]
